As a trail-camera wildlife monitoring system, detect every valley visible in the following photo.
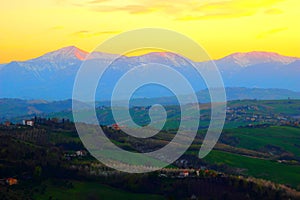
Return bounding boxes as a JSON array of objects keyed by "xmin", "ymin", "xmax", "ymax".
[{"xmin": 1, "ymin": 99, "xmax": 300, "ymax": 199}]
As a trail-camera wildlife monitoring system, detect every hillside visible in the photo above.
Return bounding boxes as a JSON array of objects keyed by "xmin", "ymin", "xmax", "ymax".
[
  {"xmin": 1, "ymin": 90, "xmax": 300, "ymax": 122},
  {"xmin": 1, "ymin": 119, "xmax": 300, "ymax": 199},
  {"xmin": 8, "ymin": 99, "xmax": 299, "ymax": 131}
]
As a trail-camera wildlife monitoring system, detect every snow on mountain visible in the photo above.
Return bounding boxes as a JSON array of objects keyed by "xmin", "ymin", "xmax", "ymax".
[
  {"xmin": 128, "ymin": 52, "xmax": 192, "ymax": 67},
  {"xmin": 14, "ymin": 46, "xmax": 87, "ymax": 72},
  {"xmin": 35, "ymin": 46, "xmax": 88, "ymax": 61},
  {"xmin": 0, "ymin": 46, "xmax": 299, "ymax": 100},
  {"xmin": 219, "ymin": 51, "xmax": 298, "ymax": 67}
]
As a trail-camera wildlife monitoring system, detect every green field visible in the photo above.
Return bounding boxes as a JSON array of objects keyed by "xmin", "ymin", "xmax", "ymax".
[
  {"xmin": 204, "ymin": 150, "xmax": 300, "ymax": 187},
  {"xmin": 223, "ymin": 126, "xmax": 300, "ymax": 156},
  {"xmin": 198, "ymin": 126, "xmax": 300, "ymax": 187},
  {"xmin": 34, "ymin": 180, "xmax": 165, "ymax": 200}
]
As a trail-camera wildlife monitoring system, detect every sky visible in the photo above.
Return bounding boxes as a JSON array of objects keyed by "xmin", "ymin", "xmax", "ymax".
[{"xmin": 0, "ymin": 0, "xmax": 299, "ymax": 63}]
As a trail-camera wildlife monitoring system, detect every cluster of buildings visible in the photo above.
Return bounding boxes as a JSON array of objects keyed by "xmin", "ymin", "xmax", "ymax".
[
  {"xmin": 64, "ymin": 150, "xmax": 87, "ymax": 160},
  {"xmin": 1, "ymin": 117, "xmax": 72, "ymax": 129},
  {"xmin": 0, "ymin": 119, "xmax": 35, "ymax": 128},
  {"xmin": 158, "ymin": 168, "xmax": 223, "ymax": 179},
  {"xmin": 225, "ymin": 105, "xmax": 300, "ymax": 126}
]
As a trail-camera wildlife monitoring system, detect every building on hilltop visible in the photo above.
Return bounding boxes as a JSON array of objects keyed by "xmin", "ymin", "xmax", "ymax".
[{"xmin": 22, "ymin": 119, "xmax": 34, "ymax": 126}]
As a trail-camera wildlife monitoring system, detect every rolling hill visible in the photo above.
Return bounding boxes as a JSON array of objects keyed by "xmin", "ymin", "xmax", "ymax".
[{"xmin": 1, "ymin": 88, "xmax": 300, "ymax": 122}]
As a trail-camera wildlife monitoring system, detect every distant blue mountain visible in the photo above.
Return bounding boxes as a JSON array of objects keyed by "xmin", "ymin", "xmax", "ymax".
[
  {"xmin": 1, "ymin": 87, "xmax": 300, "ymax": 122},
  {"xmin": 0, "ymin": 46, "xmax": 299, "ymax": 100}
]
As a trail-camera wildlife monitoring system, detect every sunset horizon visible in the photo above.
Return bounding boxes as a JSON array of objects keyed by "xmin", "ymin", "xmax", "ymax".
[
  {"xmin": 1, "ymin": 0, "xmax": 299, "ymax": 63},
  {"xmin": 1, "ymin": 44, "xmax": 300, "ymax": 64}
]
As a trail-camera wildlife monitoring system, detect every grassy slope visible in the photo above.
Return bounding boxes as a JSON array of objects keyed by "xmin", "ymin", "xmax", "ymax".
[
  {"xmin": 202, "ymin": 126, "xmax": 300, "ymax": 188},
  {"xmin": 224, "ymin": 126, "xmax": 300, "ymax": 156},
  {"xmin": 204, "ymin": 150, "xmax": 300, "ymax": 188},
  {"xmin": 34, "ymin": 180, "xmax": 165, "ymax": 200}
]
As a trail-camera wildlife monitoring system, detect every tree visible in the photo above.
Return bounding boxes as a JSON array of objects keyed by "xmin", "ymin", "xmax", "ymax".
[{"xmin": 34, "ymin": 166, "xmax": 42, "ymax": 181}]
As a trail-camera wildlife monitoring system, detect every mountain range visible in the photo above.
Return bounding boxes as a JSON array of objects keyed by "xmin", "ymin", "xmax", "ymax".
[{"xmin": 0, "ymin": 46, "xmax": 299, "ymax": 100}]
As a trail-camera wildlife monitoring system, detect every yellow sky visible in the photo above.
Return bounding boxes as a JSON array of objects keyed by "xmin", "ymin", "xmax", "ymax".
[{"xmin": 0, "ymin": 0, "xmax": 299, "ymax": 63}]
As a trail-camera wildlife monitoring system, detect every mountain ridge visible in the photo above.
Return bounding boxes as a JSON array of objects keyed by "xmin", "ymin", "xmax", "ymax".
[
  {"xmin": 0, "ymin": 46, "xmax": 299, "ymax": 100},
  {"xmin": 219, "ymin": 51, "xmax": 298, "ymax": 67},
  {"xmin": 2, "ymin": 46, "xmax": 299, "ymax": 65}
]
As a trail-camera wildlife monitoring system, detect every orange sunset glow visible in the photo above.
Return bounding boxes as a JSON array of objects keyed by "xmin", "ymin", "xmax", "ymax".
[{"xmin": 0, "ymin": 0, "xmax": 299, "ymax": 63}]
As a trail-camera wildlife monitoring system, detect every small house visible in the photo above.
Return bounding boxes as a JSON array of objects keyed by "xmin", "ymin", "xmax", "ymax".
[
  {"xmin": 179, "ymin": 170, "xmax": 189, "ymax": 177},
  {"xmin": 76, "ymin": 150, "xmax": 86, "ymax": 156},
  {"xmin": 112, "ymin": 124, "xmax": 120, "ymax": 130},
  {"xmin": 4, "ymin": 121, "xmax": 11, "ymax": 126},
  {"xmin": 6, "ymin": 178, "xmax": 18, "ymax": 186},
  {"xmin": 23, "ymin": 120, "xmax": 34, "ymax": 126}
]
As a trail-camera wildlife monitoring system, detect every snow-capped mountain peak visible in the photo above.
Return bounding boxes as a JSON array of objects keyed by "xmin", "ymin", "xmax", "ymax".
[
  {"xmin": 14, "ymin": 46, "xmax": 88, "ymax": 72},
  {"xmin": 37, "ymin": 46, "xmax": 88, "ymax": 61},
  {"xmin": 221, "ymin": 51, "xmax": 298, "ymax": 67}
]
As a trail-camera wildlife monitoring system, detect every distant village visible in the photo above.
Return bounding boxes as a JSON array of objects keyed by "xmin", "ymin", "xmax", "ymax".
[
  {"xmin": 224, "ymin": 104, "xmax": 300, "ymax": 127},
  {"xmin": 197, "ymin": 104, "xmax": 300, "ymax": 128}
]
